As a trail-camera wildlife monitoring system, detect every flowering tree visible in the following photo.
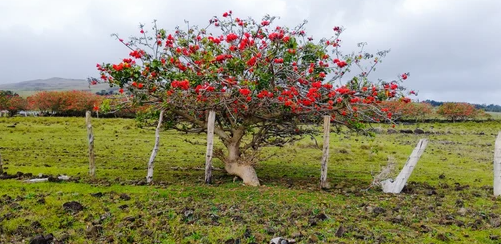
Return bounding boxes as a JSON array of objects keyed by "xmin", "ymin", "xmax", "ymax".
[
  {"xmin": 0, "ymin": 90, "xmax": 28, "ymax": 117},
  {"xmin": 437, "ymin": 102, "xmax": 481, "ymax": 122},
  {"xmin": 94, "ymin": 12, "xmax": 412, "ymax": 185}
]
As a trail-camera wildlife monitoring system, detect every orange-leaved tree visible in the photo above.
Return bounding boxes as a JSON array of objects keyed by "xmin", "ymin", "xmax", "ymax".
[
  {"xmin": 380, "ymin": 101, "xmax": 433, "ymax": 122},
  {"xmin": 436, "ymin": 102, "xmax": 481, "ymax": 122},
  {"xmin": 28, "ymin": 91, "xmax": 103, "ymax": 116},
  {"xmin": 0, "ymin": 90, "xmax": 28, "ymax": 117}
]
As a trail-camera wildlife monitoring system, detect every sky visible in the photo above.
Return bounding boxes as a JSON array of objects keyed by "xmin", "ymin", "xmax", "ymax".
[{"xmin": 0, "ymin": 0, "xmax": 499, "ymax": 104}]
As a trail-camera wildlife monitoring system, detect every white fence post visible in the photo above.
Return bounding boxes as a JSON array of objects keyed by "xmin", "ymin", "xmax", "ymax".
[
  {"xmin": 382, "ymin": 139, "xmax": 428, "ymax": 193},
  {"xmin": 86, "ymin": 111, "xmax": 96, "ymax": 178},
  {"xmin": 320, "ymin": 115, "xmax": 331, "ymax": 189},
  {"xmin": 146, "ymin": 110, "xmax": 164, "ymax": 184},
  {"xmin": 494, "ymin": 132, "xmax": 501, "ymax": 197},
  {"xmin": 205, "ymin": 110, "xmax": 216, "ymax": 184}
]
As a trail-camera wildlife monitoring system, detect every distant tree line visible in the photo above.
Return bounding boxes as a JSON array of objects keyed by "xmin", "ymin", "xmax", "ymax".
[
  {"xmin": 0, "ymin": 90, "xmax": 102, "ymax": 117},
  {"xmin": 424, "ymin": 99, "xmax": 501, "ymax": 112},
  {"xmin": 381, "ymin": 101, "xmax": 491, "ymax": 122},
  {"xmin": 0, "ymin": 90, "xmax": 140, "ymax": 118}
]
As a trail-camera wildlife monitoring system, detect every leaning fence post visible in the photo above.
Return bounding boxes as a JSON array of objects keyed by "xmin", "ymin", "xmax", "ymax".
[
  {"xmin": 86, "ymin": 111, "xmax": 95, "ymax": 178},
  {"xmin": 146, "ymin": 110, "xmax": 164, "ymax": 184},
  {"xmin": 494, "ymin": 132, "xmax": 501, "ymax": 197},
  {"xmin": 320, "ymin": 115, "xmax": 331, "ymax": 189},
  {"xmin": 381, "ymin": 139, "xmax": 428, "ymax": 193},
  {"xmin": 205, "ymin": 110, "xmax": 216, "ymax": 184}
]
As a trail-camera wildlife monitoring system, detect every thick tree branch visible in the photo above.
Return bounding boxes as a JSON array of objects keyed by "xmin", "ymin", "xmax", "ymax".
[{"xmin": 172, "ymin": 109, "xmax": 229, "ymax": 141}]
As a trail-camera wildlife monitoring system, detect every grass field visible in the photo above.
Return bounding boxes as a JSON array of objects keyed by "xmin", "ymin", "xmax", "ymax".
[
  {"xmin": 0, "ymin": 117, "xmax": 500, "ymax": 243},
  {"xmin": 487, "ymin": 112, "xmax": 501, "ymax": 120}
]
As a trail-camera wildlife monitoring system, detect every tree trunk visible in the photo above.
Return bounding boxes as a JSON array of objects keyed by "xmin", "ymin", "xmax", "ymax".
[
  {"xmin": 171, "ymin": 110, "xmax": 260, "ymax": 186},
  {"xmin": 223, "ymin": 134, "xmax": 260, "ymax": 186},
  {"xmin": 225, "ymin": 160, "xmax": 260, "ymax": 186}
]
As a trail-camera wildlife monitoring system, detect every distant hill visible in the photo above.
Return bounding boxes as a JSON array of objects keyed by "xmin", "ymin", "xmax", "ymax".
[{"xmin": 0, "ymin": 77, "xmax": 114, "ymax": 97}]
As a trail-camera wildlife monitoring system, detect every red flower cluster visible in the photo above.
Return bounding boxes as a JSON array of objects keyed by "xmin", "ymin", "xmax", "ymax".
[
  {"xmin": 195, "ymin": 84, "xmax": 215, "ymax": 93},
  {"xmin": 336, "ymin": 87, "xmax": 351, "ymax": 94},
  {"xmin": 171, "ymin": 80, "xmax": 190, "ymax": 90},
  {"xmin": 222, "ymin": 10, "xmax": 232, "ymax": 18},
  {"xmin": 311, "ymin": 82, "xmax": 322, "ymax": 88},
  {"xmin": 208, "ymin": 36, "xmax": 222, "ymax": 44},
  {"xmin": 239, "ymin": 88, "xmax": 251, "ymax": 96},
  {"xmin": 129, "ymin": 50, "xmax": 145, "ymax": 59},
  {"xmin": 257, "ymin": 90, "xmax": 274, "ymax": 99},
  {"xmin": 247, "ymin": 56, "xmax": 257, "ymax": 66},
  {"xmin": 333, "ymin": 59, "xmax": 347, "ymax": 68},
  {"xmin": 268, "ymin": 31, "xmax": 285, "ymax": 42},
  {"xmin": 226, "ymin": 33, "xmax": 239, "ymax": 43},
  {"xmin": 215, "ymin": 54, "xmax": 232, "ymax": 62},
  {"xmin": 112, "ymin": 62, "xmax": 130, "ymax": 71}
]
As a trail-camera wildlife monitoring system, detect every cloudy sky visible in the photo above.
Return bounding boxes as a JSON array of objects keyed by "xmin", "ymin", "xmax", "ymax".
[{"xmin": 0, "ymin": 0, "xmax": 499, "ymax": 104}]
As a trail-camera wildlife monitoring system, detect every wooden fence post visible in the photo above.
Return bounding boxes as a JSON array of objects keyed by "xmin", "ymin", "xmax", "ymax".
[
  {"xmin": 146, "ymin": 110, "xmax": 164, "ymax": 184},
  {"xmin": 494, "ymin": 132, "xmax": 501, "ymax": 197},
  {"xmin": 381, "ymin": 139, "xmax": 428, "ymax": 193},
  {"xmin": 320, "ymin": 115, "xmax": 331, "ymax": 189},
  {"xmin": 205, "ymin": 110, "xmax": 216, "ymax": 184},
  {"xmin": 86, "ymin": 111, "xmax": 95, "ymax": 178},
  {"xmin": 0, "ymin": 152, "xmax": 3, "ymax": 175}
]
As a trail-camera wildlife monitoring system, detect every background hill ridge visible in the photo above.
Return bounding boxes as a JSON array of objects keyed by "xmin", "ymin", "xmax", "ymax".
[{"xmin": 0, "ymin": 77, "xmax": 112, "ymax": 96}]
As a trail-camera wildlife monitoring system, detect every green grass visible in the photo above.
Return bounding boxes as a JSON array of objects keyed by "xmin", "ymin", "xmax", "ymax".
[
  {"xmin": 1, "ymin": 117, "xmax": 501, "ymax": 243},
  {"xmin": 487, "ymin": 112, "xmax": 501, "ymax": 120}
]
